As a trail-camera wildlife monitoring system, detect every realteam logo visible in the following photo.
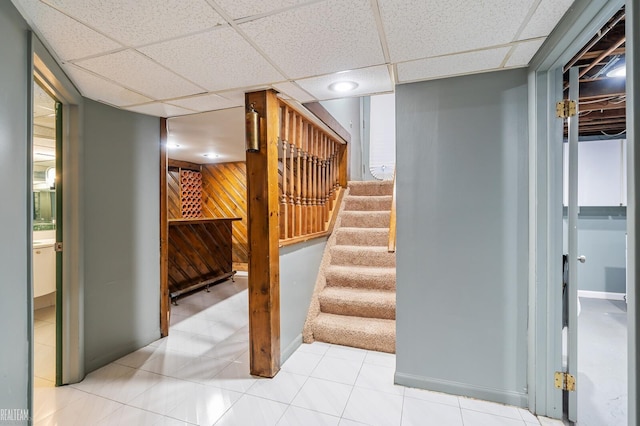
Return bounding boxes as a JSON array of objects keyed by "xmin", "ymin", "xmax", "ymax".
[{"xmin": 0, "ymin": 409, "xmax": 30, "ymax": 423}]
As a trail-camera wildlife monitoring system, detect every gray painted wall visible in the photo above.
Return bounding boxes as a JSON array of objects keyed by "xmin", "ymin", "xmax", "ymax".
[
  {"xmin": 0, "ymin": 0, "xmax": 31, "ymax": 414},
  {"xmin": 320, "ymin": 98, "xmax": 362, "ymax": 181},
  {"xmin": 563, "ymin": 212, "xmax": 627, "ymax": 293},
  {"xmin": 395, "ymin": 69, "xmax": 529, "ymax": 406},
  {"xmin": 83, "ymin": 100, "xmax": 160, "ymax": 373},
  {"xmin": 280, "ymin": 238, "xmax": 326, "ymax": 361}
]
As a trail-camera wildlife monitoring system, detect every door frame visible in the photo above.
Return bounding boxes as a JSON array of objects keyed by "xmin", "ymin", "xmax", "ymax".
[
  {"xmin": 526, "ymin": 0, "xmax": 628, "ymax": 419},
  {"xmin": 31, "ymin": 33, "xmax": 85, "ymax": 385}
]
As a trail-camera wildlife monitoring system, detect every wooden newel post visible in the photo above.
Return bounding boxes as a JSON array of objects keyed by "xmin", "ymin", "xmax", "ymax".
[
  {"xmin": 245, "ymin": 90, "xmax": 281, "ymax": 377},
  {"xmin": 338, "ymin": 143, "xmax": 348, "ymax": 188}
]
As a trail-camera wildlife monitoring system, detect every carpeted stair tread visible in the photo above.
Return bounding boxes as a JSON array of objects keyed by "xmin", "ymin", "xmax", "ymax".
[
  {"xmin": 343, "ymin": 195, "xmax": 392, "ymax": 211},
  {"xmin": 330, "ymin": 245, "xmax": 396, "ymax": 267},
  {"xmin": 348, "ymin": 181, "xmax": 394, "ymax": 197},
  {"xmin": 304, "ymin": 180, "xmax": 397, "ymax": 353},
  {"xmin": 313, "ymin": 313, "xmax": 395, "ymax": 353},
  {"xmin": 335, "ymin": 227, "xmax": 389, "ymax": 247},
  {"xmin": 319, "ymin": 287, "xmax": 395, "ymax": 319},
  {"xmin": 325, "ymin": 265, "xmax": 396, "ymax": 290},
  {"xmin": 340, "ymin": 211, "xmax": 390, "ymax": 228}
]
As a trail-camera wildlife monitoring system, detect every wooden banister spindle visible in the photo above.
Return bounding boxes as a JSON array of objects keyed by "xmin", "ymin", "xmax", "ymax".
[
  {"xmin": 295, "ymin": 113, "xmax": 304, "ymax": 235},
  {"xmin": 288, "ymin": 109, "xmax": 296, "ymax": 238},
  {"xmin": 300, "ymin": 118, "xmax": 309, "ymax": 234},
  {"xmin": 320, "ymin": 133, "xmax": 327, "ymax": 231},
  {"xmin": 322, "ymin": 134, "xmax": 329, "ymax": 227},
  {"xmin": 305, "ymin": 122, "xmax": 313, "ymax": 234},
  {"xmin": 311, "ymin": 126, "xmax": 319, "ymax": 233},
  {"xmin": 280, "ymin": 106, "xmax": 288, "ymax": 240}
]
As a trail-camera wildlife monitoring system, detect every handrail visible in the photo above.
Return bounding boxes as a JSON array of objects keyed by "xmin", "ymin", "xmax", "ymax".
[
  {"xmin": 277, "ymin": 98, "xmax": 348, "ymax": 246},
  {"xmin": 388, "ymin": 170, "xmax": 397, "ymax": 253}
]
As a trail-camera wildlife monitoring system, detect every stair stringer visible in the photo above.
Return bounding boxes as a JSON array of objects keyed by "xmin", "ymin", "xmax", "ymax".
[{"xmin": 302, "ymin": 187, "xmax": 351, "ymax": 343}]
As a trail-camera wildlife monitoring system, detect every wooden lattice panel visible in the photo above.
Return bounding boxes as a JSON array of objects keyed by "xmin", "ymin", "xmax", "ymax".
[{"xmin": 180, "ymin": 170, "xmax": 203, "ymax": 218}]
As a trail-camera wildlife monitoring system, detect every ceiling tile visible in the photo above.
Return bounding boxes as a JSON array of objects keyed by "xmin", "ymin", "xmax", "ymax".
[
  {"xmin": 42, "ymin": 0, "xmax": 225, "ymax": 46},
  {"xmin": 139, "ymin": 26, "xmax": 284, "ymax": 92},
  {"xmin": 396, "ymin": 47, "xmax": 511, "ymax": 83},
  {"xmin": 378, "ymin": 0, "xmax": 535, "ymax": 63},
  {"xmin": 506, "ymin": 39, "xmax": 546, "ymax": 67},
  {"xmin": 295, "ymin": 65, "xmax": 392, "ymax": 101},
  {"xmin": 518, "ymin": 0, "xmax": 575, "ymax": 40},
  {"xmin": 167, "ymin": 108, "xmax": 246, "ymax": 163},
  {"xmin": 240, "ymin": 0, "xmax": 385, "ymax": 79},
  {"xmin": 74, "ymin": 49, "xmax": 205, "ymax": 99},
  {"xmin": 215, "ymin": 0, "xmax": 318, "ymax": 20},
  {"xmin": 169, "ymin": 93, "xmax": 243, "ymax": 112},
  {"xmin": 217, "ymin": 91, "xmax": 248, "ymax": 105},
  {"xmin": 63, "ymin": 64, "xmax": 153, "ymax": 106},
  {"xmin": 15, "ymin": 0, "xmax": 121, "ymax": 60},
  {"xmin": 272, "ymin": 82, "xmax": 316, "ymax": 103},
  {"xmin": 124, "ymin": 102, "xmax": 195, "ymax": 118}
]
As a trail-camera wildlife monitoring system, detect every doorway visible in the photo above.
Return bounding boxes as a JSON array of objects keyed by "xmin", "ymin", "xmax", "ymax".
[
  {"xmin": 32, "ymin": 80, "xmax": 60, "ymax": 388},
  {"xmin": 30, "ymin": 34, "xmax": 85, "ymax": 390},
  {"xmin": 561, "ymin": 9, "xmax": 628, "ymax": 423}
]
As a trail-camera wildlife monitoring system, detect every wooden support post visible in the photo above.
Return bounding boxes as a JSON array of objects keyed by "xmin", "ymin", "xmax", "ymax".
[
  {"xmin": 160, "ymin": 118, "xmax": 169, "ymax": 337},
  {"xmin": 245, "ymin": 90, "xmax": 280, "ymax": 378},
  {"xmin": 338, "ymin": 143, "xmax": 348, "ymax": 188}
]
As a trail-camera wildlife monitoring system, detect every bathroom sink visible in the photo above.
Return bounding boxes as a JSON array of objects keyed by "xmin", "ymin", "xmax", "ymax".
[{"xmin": 33, "ymin": 239, "xmax": 55, "ymax": 247}]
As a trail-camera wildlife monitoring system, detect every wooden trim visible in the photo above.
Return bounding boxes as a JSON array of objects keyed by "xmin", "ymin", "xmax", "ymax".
[
  {"xmin": 280, "ymin": 98, "xmax": 348, "ymax": 145},
  {"xmin": 246, "ymin": 90, "xmax": 281, "ymax": 377},
  {"xmin": 168, "ymin": 158, "xmax": 202, "ymax": 171},
  {"xmin": 388, "ymin": 171, "xmax": 397, "ymax": 253},
  {"xmin": 169, "ymin": 217, "xmax": 241, "ymax": 225},
  {"xmin": 302, "ymin": 101, "xmax": 351, "ymax": 144},
  {"xmin": 160, "ymin": 118, "xmax": 169, "ymax": 337}
]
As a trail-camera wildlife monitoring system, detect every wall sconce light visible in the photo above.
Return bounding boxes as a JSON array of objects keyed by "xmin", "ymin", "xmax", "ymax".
[{"xmin": 245, "ymin": 103, "xmax": 260, "ymax": 153}]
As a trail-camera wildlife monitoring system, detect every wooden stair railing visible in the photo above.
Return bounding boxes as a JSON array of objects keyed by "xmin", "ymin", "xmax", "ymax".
[
  {"xmin": 388, "ymin": 170, "xmax": 397, "ymax": 253},
  {"xmin": 277, "ymin": 98, "xmax": 347, "ymax": 247}
]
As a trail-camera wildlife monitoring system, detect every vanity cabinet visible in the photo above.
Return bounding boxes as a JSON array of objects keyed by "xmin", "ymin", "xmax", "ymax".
[{"xmin": 33, "ymin": 244, "xmax": 55, "ymax": 297}]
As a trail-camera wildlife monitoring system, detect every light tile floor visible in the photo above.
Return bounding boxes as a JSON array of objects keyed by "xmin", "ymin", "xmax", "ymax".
[
  {"xmin": 34, "ymin": 304, "xmax": 56, "ymax": 387},
  {"xmin": 35, "ymin": 278, "xmax": 564, "ymax": 425}
]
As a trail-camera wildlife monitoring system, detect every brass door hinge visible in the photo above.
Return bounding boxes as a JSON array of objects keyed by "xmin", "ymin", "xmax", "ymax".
[
  {"xmin": 554, "ymin": 371, "xmax": 576, "ymax": 391},
  {"xmin": 556, "ymin": 100, "xmax": 577, "ymax": 118}
]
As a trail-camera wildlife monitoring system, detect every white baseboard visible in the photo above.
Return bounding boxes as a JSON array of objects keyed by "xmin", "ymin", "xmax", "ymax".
[
  {"xmin": 578, "ymin": 290, "xmax": 626, "ymax": 301},
  {"xmin": 394, "ymin": 372, "xmax": 528, "ymax": 408},
  {"xmin": 281, "ymin": 334, "xmax": 302, "ymax": 364}
]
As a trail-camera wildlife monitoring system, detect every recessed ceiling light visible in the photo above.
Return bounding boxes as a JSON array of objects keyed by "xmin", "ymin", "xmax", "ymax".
[
  {"xmin": 329, "ymin": 81, "xmax": 359, "ymax": 93},
  {"xmin": 606, "ymin": 65, "xmax": 626, "ymax": 78},
  {"xmin": 168, "ymin": 143, "xmax": 181, "ymax": 149},
  {"xmin": 203, "ymin": 152, "xmax": 219, "ymax": 158}
]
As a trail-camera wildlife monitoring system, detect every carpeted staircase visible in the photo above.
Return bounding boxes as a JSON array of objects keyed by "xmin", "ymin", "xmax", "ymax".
[{"xmin": 303, "ymin": 180, "xmax": 396, "ymax": 353}]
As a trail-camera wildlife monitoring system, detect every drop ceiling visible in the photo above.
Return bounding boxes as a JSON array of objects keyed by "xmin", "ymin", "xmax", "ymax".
[{"xmin": 13, "ymin": 0, "xmax": 576, "ymax": 119}]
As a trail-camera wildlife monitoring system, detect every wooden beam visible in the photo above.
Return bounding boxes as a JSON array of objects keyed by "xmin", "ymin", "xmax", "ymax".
[
  {"xmin": 578, "ymin": 36, "xmax": 626, "ymax": 79},
  {"xmin": 246, "ymin": 90, "xmax": 281, "ymax": 377},
  {"xmin": 168, "ymin": 158, "xmax": 202, "ymax": 171},
  {"xmin": 303, "ymin": 101, "xmax": 351, "ymax": 144},
  {"xmin": 578, "ymin": 78, "xmax": 626, "ymax": 98},
  {"xmin": 160, "ymin": 118, "xmax": 169, "ymax": 337},
  {"xmin": 580, "ymin": 99, "xmax": 626, "ymax": 112}
]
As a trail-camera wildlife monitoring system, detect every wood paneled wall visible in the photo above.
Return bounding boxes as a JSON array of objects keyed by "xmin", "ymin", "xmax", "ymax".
[
  {"xmin": 168, "ymin": 219, "xmax": 237, "ymax": 297},
  {"xmin": 167, "ymin": 169, "xmax": 181, "ymax": 219},
  {"xmin": 201, "ymin": 162, "xmax": 248, "ymax": 266},
  {"xmin": 167, "ymin": 161, "xmax": 248, "ymax": 266}
]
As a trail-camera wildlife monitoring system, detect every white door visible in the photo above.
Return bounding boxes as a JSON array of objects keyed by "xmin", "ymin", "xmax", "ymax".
[{"xmin": 566, "ymin": 66, "xmax": 580, "ymax": 423}]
